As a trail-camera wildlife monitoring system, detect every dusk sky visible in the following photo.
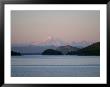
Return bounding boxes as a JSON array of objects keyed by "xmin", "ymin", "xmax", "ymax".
[{"xmin": 11, "ymin": 10, "xmax": 100, "ymax": 45}]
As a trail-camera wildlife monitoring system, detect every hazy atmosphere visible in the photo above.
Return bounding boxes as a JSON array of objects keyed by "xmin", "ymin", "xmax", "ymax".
[
  {"xmin": 11, "ymin": 10, "xmax": 100, "ymax": 77},
  {"xmin": 11, "ymin": 10, "xmax": 100, "ymax": 45}
]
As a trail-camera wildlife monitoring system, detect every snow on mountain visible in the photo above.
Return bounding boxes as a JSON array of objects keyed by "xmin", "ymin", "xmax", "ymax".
[
  {"xmin": 33, "ymin": 37, "xmax": 92, "ymax": 48},
  {"xmin": 70, "ymin": 41, "xmax": 92, "ymax": 48},
  {"xmin": 33, "ymin": 37, "xmax": 69, "ymax": 47},
  {"xmin": 12, "ymin": 37, "xmax": 94, "ymax": 54}
]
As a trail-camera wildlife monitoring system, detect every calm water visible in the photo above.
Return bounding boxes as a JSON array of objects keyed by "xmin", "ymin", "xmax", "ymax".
[{"xmin": 11, "ymin": 55, "xmax": 100, "ymax": 77}]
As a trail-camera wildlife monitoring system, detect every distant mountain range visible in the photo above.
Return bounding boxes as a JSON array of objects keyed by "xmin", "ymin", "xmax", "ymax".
[
  {"xmin": 34, "ymin": 38, "xmax": 68, "ymax": 47},
  {"xmin": 56, "ymin": 45, "xmax": 79, "ymax": 54},
  {"xmin": 12, "ymin": 45, "xmax": 57, "ymax": 54},
  {"xmin": 41, "ymin": 42, "xmax": 100, "ymax": 56},
  {"xmin": 67, "ymin": 42, "xmax": 100, "ymax": 56},
  {"xmin": 70, "ymin": 41, "xmax": 92, "ymax": 48},
  {"xmin": 12, "ymin": 37, "xmax": 94, "ymax": 54},
  {"xmin": 12, "ymin": 37, "xmax": 92, "ymax": 48},
  {"xmin": 35, "ymin": 37, "xmax": 92, "ymax": 47},
  {"xmin": 12, "ymin": 42, "xmax": 100, "ymax": 56}
]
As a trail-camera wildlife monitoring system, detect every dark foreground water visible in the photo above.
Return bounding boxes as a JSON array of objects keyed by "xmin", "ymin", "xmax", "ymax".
[{"xmin": 11, "ymin": 55, "xmax": 100, "ymax": 77}]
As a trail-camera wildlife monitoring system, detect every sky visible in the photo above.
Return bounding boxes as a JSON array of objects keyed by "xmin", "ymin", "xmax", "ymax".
[{"xmin": 11, "ymin": 10, "xmax": 100, "ymax": 45}]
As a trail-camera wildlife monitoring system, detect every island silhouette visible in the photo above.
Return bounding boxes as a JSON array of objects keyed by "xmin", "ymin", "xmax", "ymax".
[{"xmin": 11, "ymin": 42, "xmax": 100, "ymax": 56}]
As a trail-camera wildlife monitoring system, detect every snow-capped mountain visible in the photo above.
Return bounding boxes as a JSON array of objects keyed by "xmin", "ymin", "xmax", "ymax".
[
  {"xmin": 34, "ymin": 38, "xmax": 92, "ymax": 48},
  {"xmin": 70, "ymin": 41, "xmax": 92, "ymax": 48},
  {"xmin": 12, "ymin": 37, "xmax": 93, "ymax": 48},
  {"xmin": 31, "ymin": 37, "xmax": 92, "ymax": 48},
  {"xmin": 33, "ymin": 37, "xmax": 69, "ymax": 47},
  {"xmin": 12, "ymin": 37, "xmax": 94, "ymax": 54}
]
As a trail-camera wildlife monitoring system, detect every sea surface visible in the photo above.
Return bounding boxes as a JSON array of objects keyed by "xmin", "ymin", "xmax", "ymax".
[{"xmin": 11, "ymin": 55, "xmax": 100, "ymax": 77}]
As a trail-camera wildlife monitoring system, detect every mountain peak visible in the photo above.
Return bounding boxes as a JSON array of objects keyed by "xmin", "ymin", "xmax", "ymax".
[
  {"xmin": 35, "ymin": 37, "xmax": 68, "ymax": 47},
  {"xmin": 56, "ymin": 45, "xmax": 80, "ymax": 54}
]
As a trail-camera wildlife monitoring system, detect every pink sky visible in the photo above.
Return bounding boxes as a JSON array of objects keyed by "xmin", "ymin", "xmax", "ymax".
[{"xmin": 11, "ymin": 10, "xmax": 100, "ymax": 44}]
